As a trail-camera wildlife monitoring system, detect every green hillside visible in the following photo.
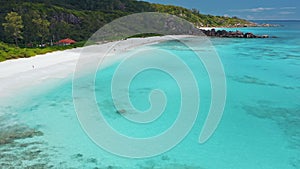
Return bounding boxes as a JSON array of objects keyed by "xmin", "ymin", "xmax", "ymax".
[{"xmin": 0, "ymin": 0, "xmax": 254, "ymax": 46}]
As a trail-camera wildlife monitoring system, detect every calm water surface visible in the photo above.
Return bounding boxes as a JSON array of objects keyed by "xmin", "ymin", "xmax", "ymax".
[{"xmin": 0, "ymin": 21, "xmax": 299, "ymax": 169}]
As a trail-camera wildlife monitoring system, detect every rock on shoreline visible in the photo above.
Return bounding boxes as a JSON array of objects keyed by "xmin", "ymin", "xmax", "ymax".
[{"xmin": 200, "ymin": 29, "xmax": 274, "ymax": 38}]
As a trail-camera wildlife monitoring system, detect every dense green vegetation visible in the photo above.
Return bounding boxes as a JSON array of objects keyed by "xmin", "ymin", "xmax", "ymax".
[
  {"xmin": 0, "ymin": 0, "xmax": 254, "ymax": 61},
  {"xmin": 0, "ymin": 41, "xmax": 86, "ymax": 62},
  {"xmin": 127, "ymin": 33, "xmax": 163, "ymax": 39},
  {"xmin": 151, "ymin": 4, "xmax": 252, "ymax": 28}
]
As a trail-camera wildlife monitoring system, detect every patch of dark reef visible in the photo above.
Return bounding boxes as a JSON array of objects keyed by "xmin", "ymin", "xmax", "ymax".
[
  {"xmin": 0, "ymin": 112, "xmax": 53, "ymax": 168},
  {"xmin": 230, "ymin": 75, "xmax": 297, "ymax": 90},
  {"xmin": 243, "ymin": 102, "xmax": 300, "ymax": 168},
  {"xmin": 0, "ymin": 128, "xmax": 52, "ymax": 168},
  {"xmin": 0, "ymin": 126, "xmax": 43, "ymax": 145}
]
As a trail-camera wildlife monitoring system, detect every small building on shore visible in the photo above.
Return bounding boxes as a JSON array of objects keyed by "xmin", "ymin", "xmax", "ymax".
[{"xmin": 57, "ymin": 38, "xmax": 76, "ymax": 45}]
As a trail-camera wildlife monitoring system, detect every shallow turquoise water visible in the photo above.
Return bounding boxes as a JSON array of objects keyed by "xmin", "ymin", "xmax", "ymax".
[{"xmin": 0, "ymin": 21, "xmax": 299, "ymax": 168}]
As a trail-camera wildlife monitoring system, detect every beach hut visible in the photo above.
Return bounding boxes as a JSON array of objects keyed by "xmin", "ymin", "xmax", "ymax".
[{"xmin": 58, "ymin": 38, "xmax": 76, "ymax": 45}]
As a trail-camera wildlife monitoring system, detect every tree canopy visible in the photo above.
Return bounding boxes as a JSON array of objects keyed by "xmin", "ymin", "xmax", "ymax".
[
  {"xmin": 0, "ymin": 0, "xmax": 254, "ymax": 46},
  {"xmin": 2, "ymin": 12, "xmax": 24, "ymax": 46}
]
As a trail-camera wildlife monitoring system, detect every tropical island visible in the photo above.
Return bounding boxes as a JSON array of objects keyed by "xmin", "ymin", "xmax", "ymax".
[
  {"xmin": 0, "ymin": 0, "xmax": 263, "ymax": 61},
  {"xmin": 1, "ymin": 1, "xmax": 299, "ymax": 168}
]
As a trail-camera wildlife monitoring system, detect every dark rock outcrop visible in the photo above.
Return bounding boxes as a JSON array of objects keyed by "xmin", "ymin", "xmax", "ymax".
[{"xmin": 201, "ymin": 29, "xmax": 273, "ymax": 38}]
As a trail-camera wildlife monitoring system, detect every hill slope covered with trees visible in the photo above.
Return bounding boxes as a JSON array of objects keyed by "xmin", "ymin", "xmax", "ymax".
[{"xmin": 0, "ymin": 0, "xmax": 254, "ymax": 46}]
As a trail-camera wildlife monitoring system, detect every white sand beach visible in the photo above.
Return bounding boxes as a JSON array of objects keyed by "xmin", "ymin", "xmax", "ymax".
[
  {"xmin": 0, "ymin": 36, "xmax": 186, "ymax": 99},
  {"xmin": 198, "ymin": 27, "xmax": 224, "ymax": 30}
]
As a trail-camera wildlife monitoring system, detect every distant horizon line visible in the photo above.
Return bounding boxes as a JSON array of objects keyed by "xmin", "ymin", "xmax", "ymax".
[{"xmin": 248, "ymin": 19, "xmax": 300, "ymax": 21}]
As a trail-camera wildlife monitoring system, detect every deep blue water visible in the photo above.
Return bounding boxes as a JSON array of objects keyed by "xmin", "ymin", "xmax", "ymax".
[{"xmin": 0, "ymin": 21, "xmax": 299, "ymax": 168}]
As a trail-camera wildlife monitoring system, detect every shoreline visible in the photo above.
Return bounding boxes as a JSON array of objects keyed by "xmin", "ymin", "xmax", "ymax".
[
  {"xmin": 197, "ymin": 23, "xmax": 280, "ymax": 30},
  {"xmin": 0, "ymin": 36, "xmax": 188, "ymax": 100}
]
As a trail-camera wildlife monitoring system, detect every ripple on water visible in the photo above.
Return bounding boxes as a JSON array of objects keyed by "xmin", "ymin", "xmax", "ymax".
[
  {"xmin": 138, "ymin": 162, "xmax": 205, "ymax": 169},
  {"xmin": 230, "ymin": 75, "xmax": 297, "ymax": 90}
]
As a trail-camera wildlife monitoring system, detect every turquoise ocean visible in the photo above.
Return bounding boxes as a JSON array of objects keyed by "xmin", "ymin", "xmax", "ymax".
[{"xmin": 0, "ymin": 20, "xmax": 299, "ymax": 168}]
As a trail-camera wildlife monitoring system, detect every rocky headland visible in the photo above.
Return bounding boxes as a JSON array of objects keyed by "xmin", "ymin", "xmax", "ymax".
[{"xmin": 200, "ymin": 29, "xmax": 276, "ymax": 38}]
